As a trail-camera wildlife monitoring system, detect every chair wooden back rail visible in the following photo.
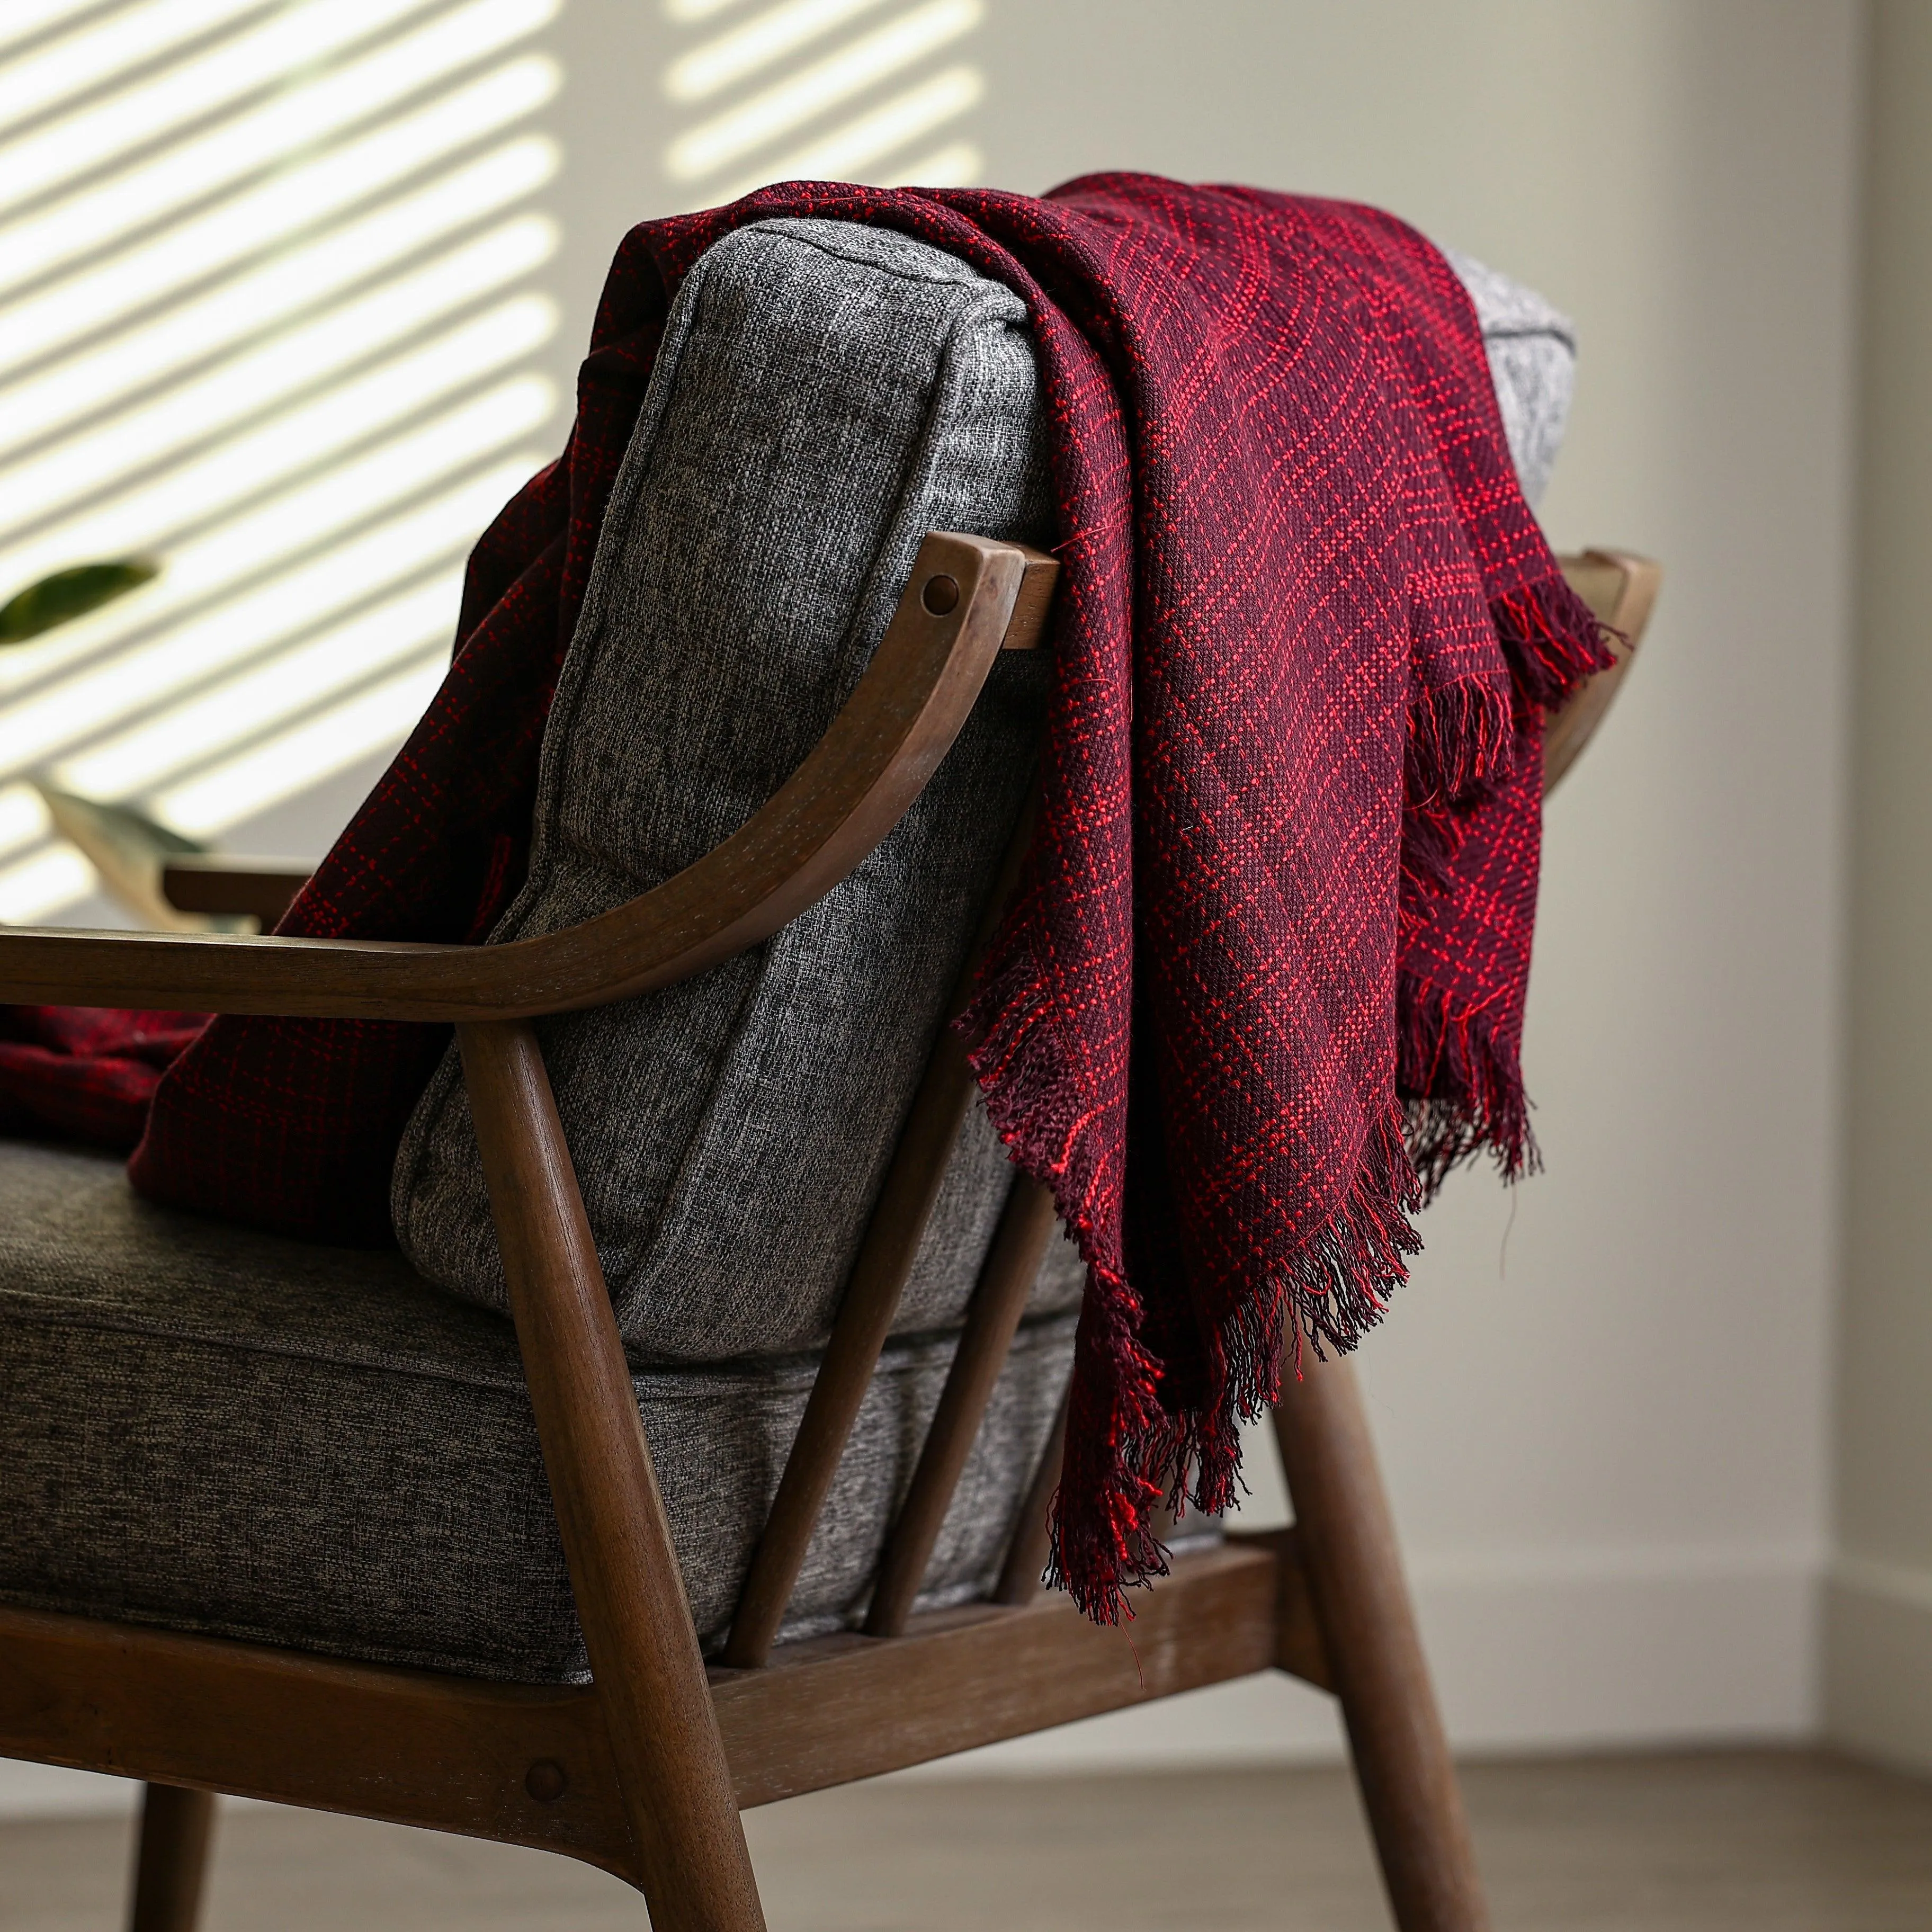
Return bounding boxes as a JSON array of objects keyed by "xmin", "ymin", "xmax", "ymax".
[
  {"xmin": 0, "ymin": 540, "xmax": 1658, "ymax": 1932},
  {"xmin": 160, "ymin": 856, "xmax": 312, "ymax": 927}
]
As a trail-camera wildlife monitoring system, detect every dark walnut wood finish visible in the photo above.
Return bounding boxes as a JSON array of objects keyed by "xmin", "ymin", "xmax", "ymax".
[
  {"xmin": 459, "ymin": 1018, "xmax": 766, "ymax": 1931},
  {"xmin": 160, "ymin": 855, "xmax": 311, "ymax": 927},
  {"xmin": 721, "ymin": 785, "xmax": 1040, "ymax": 1669},
  {"xmin": 128, "ymin": 1783, "xmax": 217, "ymax": 1932},
  {"xmin": 864, "ymin": 1172, "xmax": 1060, "ymax": 1639},
  {"xmin": 0, "ymin": 543, "xmax": 1657, "ymax": 1932}
]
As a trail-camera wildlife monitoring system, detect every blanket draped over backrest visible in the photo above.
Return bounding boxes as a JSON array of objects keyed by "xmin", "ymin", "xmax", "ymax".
[{"xmin": 0, "ymin": 177, "xmax": 1608, "ymax": 1620}]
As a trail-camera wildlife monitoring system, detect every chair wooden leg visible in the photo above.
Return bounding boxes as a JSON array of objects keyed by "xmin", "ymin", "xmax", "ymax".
[
  {"xmin": 1271, "ymin": 1350, "xmax": 1490, "ymax": 1932},
  {"xmin": 460, "ymin": 1021, "xmax": 766, "ymax": 1932},
  {"xmin": 127, "ymin": 1783, "xmax": 217, "ymax": 1932}
]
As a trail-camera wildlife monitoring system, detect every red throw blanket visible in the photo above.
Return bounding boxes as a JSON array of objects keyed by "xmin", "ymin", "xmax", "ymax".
[{"xmin": 1, "ymin": 177, "xmax": 1608, "ymax": 1620}]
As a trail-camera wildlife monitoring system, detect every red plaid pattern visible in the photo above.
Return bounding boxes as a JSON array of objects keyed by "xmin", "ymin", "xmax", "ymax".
[{"xmin": 5, "ymin": 178, "xmax": 1607, "ymax": 1619}]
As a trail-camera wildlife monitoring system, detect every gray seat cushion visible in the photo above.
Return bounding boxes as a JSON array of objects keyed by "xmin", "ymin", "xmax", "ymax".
[{"xmin": 0, "ymin": 1141, "xmax": 1070, "ymax": 1681}]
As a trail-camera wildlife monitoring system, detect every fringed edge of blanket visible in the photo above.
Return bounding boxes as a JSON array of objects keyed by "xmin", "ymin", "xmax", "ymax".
[
  {"xmin": 1394, "ymin": 565, "xmax": 1606, "ymax": 1196},
  {"xmin": 959, "ymin": 922, "xmax": 1168, "ymax": 1623},
  {"xmin": 1406, "ymin": 674, "xmax": 1514, "ymax": 809},
  {"xmin": 959, "ymin": 565, "xmax": 1604, "ymax": 1624},
  {"xmin": 1397, "ymin": 967, "xmax": 1540, "ymax": 1199},
  {"xmin": 1048, "ymin": 1102, "xmax": 1424, "ymax": 1625},
  {"xmin": 1490, "ymin": 565, "xmax": 1619, "ymax": 713},
  {"xmin": 963, "ymin": 924, "xmax": 1426, "ymax": 1623}
]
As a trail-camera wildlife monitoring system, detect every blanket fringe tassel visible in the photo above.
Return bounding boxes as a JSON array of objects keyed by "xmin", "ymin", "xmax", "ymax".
[
  {"xmin": 1397, "ymin": 967, "xmax": 1539, "ymax": 1199},
  {"xmin": 1490, "ymin": 568, "xmax": 1620, "ymax": 713},
  {"xmin": 965, "ymin": 920, "xmax": 1430, "ymax": 1625}
]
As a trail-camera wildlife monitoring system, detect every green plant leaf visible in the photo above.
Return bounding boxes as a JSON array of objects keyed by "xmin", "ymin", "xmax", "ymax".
[{"xmin": 0, "ymin": 558, "xmax": 159, "ymax": 643}]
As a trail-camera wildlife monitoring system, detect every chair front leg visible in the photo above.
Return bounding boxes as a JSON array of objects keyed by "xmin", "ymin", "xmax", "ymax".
[
  {"xmin": 1271, "ymin": 1348, "xmax": 1490, "ymax": 1932},
  {"xmin": 460, "ymin": 1019, "xmax": 766, "ymax": 1932},
  {"xmin": 127, "ymin": 1783, "xmax": 217, "ymax": 1932}
]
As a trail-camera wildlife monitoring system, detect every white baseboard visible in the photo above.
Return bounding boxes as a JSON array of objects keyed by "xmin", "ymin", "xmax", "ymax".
[
  {"xmin": 1416, "ymin": 1542, "xmax": 1820, "ymax": 1752},
  {"xmin": 1824, "ymin": 1555, "xmax": 1932, "ymax": 1774},
  {"xmin": 907, "ymin": 1542, "xmax": 1821, "ymax": 1777},
  {"xmin": 0, "ymin": 1546, "xmax": 1821, "ymax": 1815}
]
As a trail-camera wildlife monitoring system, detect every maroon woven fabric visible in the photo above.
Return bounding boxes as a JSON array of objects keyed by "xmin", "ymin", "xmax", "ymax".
[
  {"xmin": 10, "ymin": 177, "xmax": 1609, "ymax": 1618},
  {"xmin": 0, "ymin": 1006, "xmax": 204, "ymax": 1148}
]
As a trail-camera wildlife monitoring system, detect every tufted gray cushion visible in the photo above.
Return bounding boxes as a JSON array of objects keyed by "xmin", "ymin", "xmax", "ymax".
[{"xmin": 0, "ymin": 1141, "xmax": 1070, "ymax": 1679}]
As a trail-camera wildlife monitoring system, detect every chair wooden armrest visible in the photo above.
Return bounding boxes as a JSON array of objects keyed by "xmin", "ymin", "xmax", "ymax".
[
  {"xmin": 7, "ymin": 543, "xmax": 1643, "ymax": 1022},
  {"xmin": 0, "ymin": 533, "xmax": 1057, "ymax": 1020}
]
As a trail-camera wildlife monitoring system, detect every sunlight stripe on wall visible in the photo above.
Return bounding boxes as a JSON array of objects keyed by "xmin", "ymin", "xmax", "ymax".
[
  {"xmin": 0, "ymin": 0, "xmax": 441, "ymax": 214},
  {"xmin": 662, "ymin": 0, "xmax": 987, "ymax": 205},
  {"xmin": 665, "ymin": 0, "xmax": 893, "ymax": 102},
  {"xmin": 0, "ymin": 308, "xmax": 554, "ymax": 608},
  {"xmin": 0, "ymin": 61, "xmax": 561, "ymax": 374},
  {"xmin": 0, "ymin": 455, "xmax": 540, "ymax": 773},
  {"xmin": 0, "ymin": 0, "xmax": 559, "ymax": 299},
  {"xmin": 156, "ymin": 656, "xmax": 454, "ymax": 839},
  {"xmin": 0, "ymin": 1, "xmax": 565, "ymax": 925},
  {"xmin": 0, "ymin": 0, "xmax": 266, "ymax": 130},
  {"xmin": 55, "ymin": 571, "xmax": 467, "ymax": 798},
  {"xmin": 0, "ymin": 847, "xmax": 96, "ymax": 927},
  {"xmin": 718, "ymin": 62, "xmax": 979, "ymax": 200},
  {"xmin": 0, "ymin": 223, "xmax": 558, "ymax": 532}
]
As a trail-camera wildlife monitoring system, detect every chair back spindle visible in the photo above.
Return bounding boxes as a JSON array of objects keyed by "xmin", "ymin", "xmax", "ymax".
[
  {"xmin": 864, "ymin": 1172, "xmax": 1060, "ymax": 1637},
  {"xmin": 995, "ymin": 1387, "xmax": 1070, "ymax": 1606}
]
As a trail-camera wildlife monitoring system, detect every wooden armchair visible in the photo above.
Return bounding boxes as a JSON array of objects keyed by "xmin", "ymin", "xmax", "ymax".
[{"xmin": 0, "ymin": 533, "xmax": 1656, "ymax": 1932}]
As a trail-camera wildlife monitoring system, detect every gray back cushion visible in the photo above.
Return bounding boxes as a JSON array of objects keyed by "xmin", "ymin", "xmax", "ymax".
[
  {"xmin": 392, "ymin": 219, "xmax": 1072, "ymax": 1361},
  {"xmin": 392, "ymin": 220, "xmax": 1576, "ymax": 1368},
  {"xmin": 1445, "ymin": 245, "xmax": 1576, "ymax": 508}
]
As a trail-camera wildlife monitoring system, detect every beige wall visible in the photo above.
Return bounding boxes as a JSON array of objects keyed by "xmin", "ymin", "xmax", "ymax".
[{"xmin": 1827, "ymin": 0, "xmax": 1932, "ymax": 1775}]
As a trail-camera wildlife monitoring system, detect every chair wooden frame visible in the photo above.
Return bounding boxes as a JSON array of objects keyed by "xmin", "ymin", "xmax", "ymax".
[{"xmin": 0, "ymin": 533, "xmax": 1658, "ymax": 1932}]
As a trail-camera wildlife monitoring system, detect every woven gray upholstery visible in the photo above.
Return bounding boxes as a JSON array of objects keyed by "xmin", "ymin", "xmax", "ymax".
[
  {"xmin": 393, "ymin": 218, "xmax": 1068, "ymax": 1364},
  {"xmin": 0, "ymin": 1140, "xmax": 1070, "ymax": 1680}
]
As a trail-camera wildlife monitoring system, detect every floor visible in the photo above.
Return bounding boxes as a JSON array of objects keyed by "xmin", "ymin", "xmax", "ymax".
[{"xmin": 3, "ymin": 1751, "xmax": 1930, "ymax": 1931}]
